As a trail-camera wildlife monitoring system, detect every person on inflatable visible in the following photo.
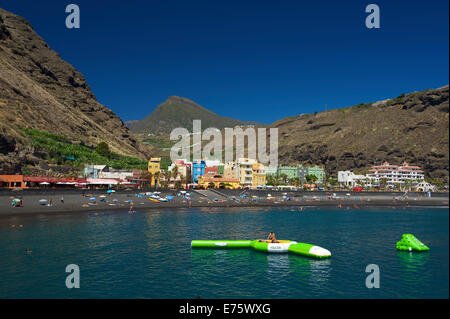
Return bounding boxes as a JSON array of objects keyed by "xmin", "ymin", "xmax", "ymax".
[{"xmin": 267, "ymin": 232, "xmax": 279, "ymax": 243}]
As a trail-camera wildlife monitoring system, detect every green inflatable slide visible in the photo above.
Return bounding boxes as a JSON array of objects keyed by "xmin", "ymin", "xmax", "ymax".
[{"xmin": 396, "ymin": 234, "xmax": 429, "ymax": 252}]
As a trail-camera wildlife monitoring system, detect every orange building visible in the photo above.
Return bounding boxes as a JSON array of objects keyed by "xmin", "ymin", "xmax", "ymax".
[
  {"xmin": 0, "ymin": 175, "xmax": 26, "ymax": 188},
  {"xmin": 252, "ymin": 162, "xmax": 266, "ymax": 188}
]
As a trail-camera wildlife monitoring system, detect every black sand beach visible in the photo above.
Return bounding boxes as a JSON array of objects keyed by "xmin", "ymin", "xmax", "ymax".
[{"xmin": 0, "ymin": 189, "xmax": 448, "ymax": 217}]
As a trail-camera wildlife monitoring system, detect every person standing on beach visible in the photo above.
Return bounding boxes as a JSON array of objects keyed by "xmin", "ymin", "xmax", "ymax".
[{"xmin": 61, "ymin": 196, "xmax": 64, "ymax": 204}]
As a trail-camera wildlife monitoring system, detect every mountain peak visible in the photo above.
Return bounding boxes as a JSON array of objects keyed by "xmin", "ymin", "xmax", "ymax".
[
  {"xmin": 163, "ymin": 96, "xmax": 203, "ymax": 109},
  {"xmin": 129, "ymin": 97, "xmax": 258, "ymax": 134}
]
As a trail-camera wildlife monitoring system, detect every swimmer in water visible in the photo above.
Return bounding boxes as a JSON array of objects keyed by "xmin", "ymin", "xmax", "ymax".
[{"xmin": 25, "ymin": 249, "xmax": 32, "ymax": 253}]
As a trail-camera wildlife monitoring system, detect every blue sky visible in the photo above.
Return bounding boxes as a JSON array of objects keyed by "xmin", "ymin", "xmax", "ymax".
[{"xmin": 1, "ymin": 0, "xmax": 448, "ymax": 123}]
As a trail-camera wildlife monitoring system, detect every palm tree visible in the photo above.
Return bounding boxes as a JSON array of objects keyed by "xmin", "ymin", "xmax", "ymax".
[
  {"xmin": 403, "ymin": 179, "xmax": 412, "ymax": 191},
  {"xmin": 159, "ymin": 170, "xmax": 169, "ymax": 189},
  {"xmin": 290, "ymin": 177, "xmax": 300, "ymax": 187},
  {"xmin": 280, "ymin": 173, "xmax": 288, "ymax": 185},
  {"xmin": 154, "ymin": 172, "xmax": 160, "ymax": 188},
  {"xmin": 185, "ymin": 166, "xmax": 192, "ymax": 188},
  {"xmin": 160, "ymin": 170, "xmax": 169, "ymax": 183},
  {"xmin": 266, "ymin": 175, "xmax": 278, "ymax": 186},
  {"xmin": 379, "ymin": 178, "xmax": 388, "ymax": 190},
  {"xmin": 306, "ymin": 174, "xmax": 318, "ymax": 184},
  {"xmin": 140, "ymin": 170, "xmax": 152, "ymax": 189},
  {"xmin": 172, "ymin": 166, "xmax": 179, "ymax": 182}
]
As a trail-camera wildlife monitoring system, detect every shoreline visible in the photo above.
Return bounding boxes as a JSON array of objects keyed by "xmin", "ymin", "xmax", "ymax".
[{"xmin": 0, "ymin": 189, "xmax": 448, "ymax": 217}]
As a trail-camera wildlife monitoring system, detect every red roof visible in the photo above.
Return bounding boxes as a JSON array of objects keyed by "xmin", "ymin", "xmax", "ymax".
[{"xmin": 23, "ymin": 176, "xmax": 88, "ymax": 183}]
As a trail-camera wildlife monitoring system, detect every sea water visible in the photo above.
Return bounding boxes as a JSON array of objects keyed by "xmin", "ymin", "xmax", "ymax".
[{"xmin": 0, "ymin": 206, "xmax": 448, "ymax": 298}]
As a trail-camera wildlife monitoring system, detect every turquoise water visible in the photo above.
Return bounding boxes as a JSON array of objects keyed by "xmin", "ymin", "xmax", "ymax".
[{"xmin": 0, "ymin": 206, "xmax": 448, "ymax": 298}]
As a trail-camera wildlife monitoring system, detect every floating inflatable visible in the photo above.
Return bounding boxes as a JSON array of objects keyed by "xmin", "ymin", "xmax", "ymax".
[
  {"xmin": 396, "ymin": 234, "xmax": 429, "ymax": 252},
  {"xmin": 191, "ymin": 239, "xmax": 331, "ymax": 259},
  {"xmin": 191, "ymin": 240, "xmax": 252, "ymax": 248}
]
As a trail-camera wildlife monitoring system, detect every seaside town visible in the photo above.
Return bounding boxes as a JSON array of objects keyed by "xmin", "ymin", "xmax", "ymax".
[
  {"xmin": 0, "ymin": 2, "xmax": 448, "ymax": 302},
  {"xmin": 0, "ymin": 157, "xmax": 440, "ymax": 193}
]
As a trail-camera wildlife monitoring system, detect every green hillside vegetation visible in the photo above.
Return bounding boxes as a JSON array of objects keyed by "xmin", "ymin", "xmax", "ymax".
[
  {"xmin": 22, "ymin": 128, "xmax": 148, "ymax": 170},
  {"xmin": 142, "ymin": 135, "xmax": 175, "ymax": 150}
]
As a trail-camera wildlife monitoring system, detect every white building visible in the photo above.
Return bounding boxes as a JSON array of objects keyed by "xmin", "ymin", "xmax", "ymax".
[
  {"xmin": 204, "ymin": 160, "xmax": 222, "ymax": 167},
  {"xmin": 367, "ymin": 162, "xmax": 425, "ymax": 187},
  {"xmin": 99, "ymin": 171, "xmax": 133, "ymax": 180},
  {"xmin": 338, "ymin": 171, "xmax": 371, "ymax": 187}
]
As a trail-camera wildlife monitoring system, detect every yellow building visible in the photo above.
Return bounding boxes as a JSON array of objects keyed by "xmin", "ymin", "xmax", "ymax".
[
  {"xmin": 197, "ymin": 175, "xmax": 241, "ymax": 189},
  {"xmin": 252, "ymin": 162, "xmax": 266, "ymax": 188},
  {"xmin": 148, "ymin": 157, "xmax": 161, "ymax": 187}
]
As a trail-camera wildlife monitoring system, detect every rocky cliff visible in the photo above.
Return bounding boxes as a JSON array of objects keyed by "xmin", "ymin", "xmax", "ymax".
[
  {"xmin": 274, "ymin": 86, "xmax": 449, "ymax": 181},
  {"xmin": 0, "ymin": 8, "xmax": 150, "ymax": 173}
]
